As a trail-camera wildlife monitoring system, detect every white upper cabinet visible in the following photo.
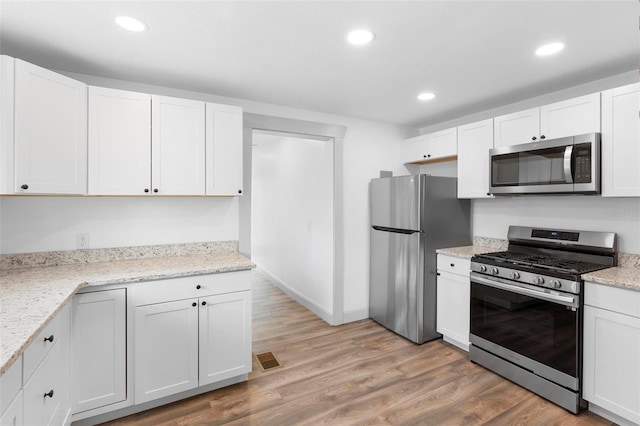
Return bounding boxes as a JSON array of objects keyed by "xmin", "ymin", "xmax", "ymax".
[
  {"xmin": 494, "ymin": 93, "xmax": 600, "ymax": 147},
  {"xmin": 151, "ymin": 95, "xmax": 205, "ymax": 195},
  {"xmin": 457, "ymin": 118, "xmax": 493, "ymax": 198},
  {"xmin": 601, "ymin": 82, "xmax": 640, "ymax": 197},
  {"xmin": 14, "ymin": 58, "xmax": 87, "ymax": 194},
  {"xmin": 205, "ymin": 102, "xmax": 243, "ymax": 196},
  {"xmin": 88, "ymin": 87, "xmax": 151, "ymax": 195},
  {"xmin": 402, "ymin": 127, "xmax": 457, "ymax": 164},
  {"xmin": 540, "ymin": 93, "xmax": 601, "ymax": 139},
  {"xmin": 493, "ymin": 107, "xmax": 540, "ymax": 147},
  {"xmin": 0, "ymin": 55, "xmax": 15, "ymax": 195}
]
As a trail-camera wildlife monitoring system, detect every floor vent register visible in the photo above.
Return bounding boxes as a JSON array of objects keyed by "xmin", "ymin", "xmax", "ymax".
[{"xmin": 255, "ymin": 352, "xmax": 282, "ymax": 371}]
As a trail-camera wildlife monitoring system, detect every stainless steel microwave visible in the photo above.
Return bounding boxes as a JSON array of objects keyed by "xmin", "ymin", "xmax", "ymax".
[{"xmin": 489, "ymin": 133, "xmax": 600, "ymax": 195}]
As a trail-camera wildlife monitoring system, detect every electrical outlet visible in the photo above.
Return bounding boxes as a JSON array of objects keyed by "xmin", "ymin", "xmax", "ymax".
[{"xmin": 76, "ymin": 233, "xmax": 90, "ymax": 250}]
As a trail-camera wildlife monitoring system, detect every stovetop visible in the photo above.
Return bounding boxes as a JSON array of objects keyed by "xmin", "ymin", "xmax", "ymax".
[{"xmin": 474, "ymin": 251, "xmax": 610, "ymax": 276}]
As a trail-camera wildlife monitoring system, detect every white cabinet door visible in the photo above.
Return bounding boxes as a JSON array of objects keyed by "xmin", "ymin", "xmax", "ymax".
[
  {"xmin": 426, "ymin": 127, "xmax": 457, "ymax": 159},
  {"xmin": 151, "ymin": 96, "xmax": 205, "ymax": 195},
  {"xmin": 601, "ymin": 83, "xmax": 640, "ymax": 197},
  {"xmin": 199, "ymin": 291, "xmax": 252, "ymax": 386},
  {"xmin": 0, "ymin": 391, "xmax": 22, "ymax": 426},
  {"xmin": 14, "ymin": 58, "xmax": 87, "ymax": 194},
  {"xmin": 72, "ymin": 289, "xmax": 127, "ymax": 414},
  {"xmin": 436, "ymin": 270, "xmax": 470, "ymax": 351},
  {"xmin": 457, "ymin": 118, "xmax": 493, "ymax": 198},
  {"xmin": 205, "ymin": 102, "xmax": 243, "ymax": 196},
  {"xmin": 583, "ymin": 305, "xmax": 640, "ymax": 425},
  {"xmin": 493, "ymin": 107, "xmax": 540, "ymax": 147},
  {"xmin": 0, "ymin": 55, "xmax": 15, "ymax": 195},
  {"xmin": 88, "ymin": 87, "xmax": 151, "ymax": 195},
  {"xmin": 540, "ymin": 93, "xmax": 600, "ymax": 139},
  {"xmin": 401, "ymin": 134, "xmax": 429, "ymax": 163},
  {"xmin": 134, "ymin": 299, "xmax": 199, "ymax": 404}
]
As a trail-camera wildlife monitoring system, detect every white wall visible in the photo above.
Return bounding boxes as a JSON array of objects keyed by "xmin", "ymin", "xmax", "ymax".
[
  {"xmin": 252, "ymin": 133, "xmax": 334, "ymax": 315},
  {"xmin": 0, "ymin": 196, "xmax": 238, "ymax": 254},
  {"xmin": 472, "ymin": 196, "xmax": 640, "ymax": 254}
]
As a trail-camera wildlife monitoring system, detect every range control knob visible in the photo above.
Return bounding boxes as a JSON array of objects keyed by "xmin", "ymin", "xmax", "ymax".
[
  {"xmin": 533, "ymin": 276, "xmax": 545, "ymax": 285},
  {"xmin": 550, "ymin": 279, "xmax": 562, "ymax": 289},
  {"xmin": 479, "ymin": 265, "xmax": 487, "ymax": 273},
  {"xmin": 510, "ymin": 271, "xmax": 520, "ymax": 280},
  {"xmin": 491, "ymin": 267, "xmax": 499, "ymax": 275}
]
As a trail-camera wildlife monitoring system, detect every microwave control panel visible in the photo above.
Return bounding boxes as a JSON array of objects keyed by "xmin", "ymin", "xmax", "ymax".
[{"xmin": 574, "ymin": 143, "xmax": 592, "ymax": 183}]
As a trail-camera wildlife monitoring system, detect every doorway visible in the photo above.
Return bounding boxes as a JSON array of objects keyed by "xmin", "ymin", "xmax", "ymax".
[{"xmin": 240, "ymin": 114, "xmax": 346, "ymax": 325}]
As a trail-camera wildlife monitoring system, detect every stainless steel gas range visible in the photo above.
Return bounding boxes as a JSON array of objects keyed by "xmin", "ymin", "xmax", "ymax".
[{"xmin": 469, "ymin": 226, "xmax": 617, "ymax": 413}]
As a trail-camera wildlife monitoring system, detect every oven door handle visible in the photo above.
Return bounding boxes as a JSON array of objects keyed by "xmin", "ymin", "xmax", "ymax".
[{"xmin": 471, "ymin": 272, "xmax": 578, "ymax": 307}]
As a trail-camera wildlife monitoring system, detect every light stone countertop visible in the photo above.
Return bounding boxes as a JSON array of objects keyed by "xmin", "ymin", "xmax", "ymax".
[
  {"xmin": 436, "ymin": 245, "xmax": 500, "ymax": 259},
  {"xmin": 0, "ymin": 251, "xmax": 254, "ymax": 375},
  {"xmin": 582, "ymin": 267, "xmax": 640, "ymax": 292}
]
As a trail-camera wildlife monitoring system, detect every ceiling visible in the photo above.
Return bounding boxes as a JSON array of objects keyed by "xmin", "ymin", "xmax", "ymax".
[{"xmin": 0, "ymin": 1, "xmax": 637, "ymax": 128}]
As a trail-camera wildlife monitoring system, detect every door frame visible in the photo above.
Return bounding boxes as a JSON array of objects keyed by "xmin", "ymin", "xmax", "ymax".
[{"xmin": 242, "ymin": 113, "xmax": 346, "ymax": 325}]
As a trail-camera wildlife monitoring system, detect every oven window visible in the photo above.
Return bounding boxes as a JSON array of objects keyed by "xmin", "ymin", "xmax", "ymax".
[
  {"xmin": 470, "ymin": 281, "xmax": 578, "ymax": 377},
  {"xmin": 491, "ymin": 145, "xmax": 568, "ymax": 187}
]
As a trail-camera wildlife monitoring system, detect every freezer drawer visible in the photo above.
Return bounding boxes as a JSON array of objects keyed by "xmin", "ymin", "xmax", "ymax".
[{"xmin": 369, "ymin": 227, "xmax": 423, "ymax": 342}]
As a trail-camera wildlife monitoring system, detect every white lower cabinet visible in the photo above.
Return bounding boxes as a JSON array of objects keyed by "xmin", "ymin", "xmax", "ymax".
[
  {"xmin": 583, "ymin": 282, "xmax": 640, "ymax": 425},
  {"xmin": 0, "ymin": 390, "xmax": 22, "ymax": 426},
  {"xmin": 72, "ymin": 289, "xmax": 127, "ymax": 414},
  {"xmin": 134, "ymin": 272, "xmax": 252, "ymax": 405},
  {"xmin": 436, "ymin": 254, "xmax": 471, "ymax": 351}
]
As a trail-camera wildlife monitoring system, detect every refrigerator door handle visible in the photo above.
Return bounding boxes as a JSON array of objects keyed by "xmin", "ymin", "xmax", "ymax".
[{"xmin": 372, "ymin": 225, "xmax": 421, "ymax": 235}]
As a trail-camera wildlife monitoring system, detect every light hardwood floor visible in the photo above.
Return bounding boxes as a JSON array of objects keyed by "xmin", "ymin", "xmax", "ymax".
[{"xmin": 104, "ymin": 269, "xmax": 614, "ymax": 425}]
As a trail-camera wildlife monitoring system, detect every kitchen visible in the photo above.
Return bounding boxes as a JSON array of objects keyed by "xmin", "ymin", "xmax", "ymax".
[{"xmin": 0, "ymin": 1, "xmax": 639, "ymax": 425}]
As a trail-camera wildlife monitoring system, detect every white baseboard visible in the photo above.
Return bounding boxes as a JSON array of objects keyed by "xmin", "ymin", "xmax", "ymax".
[
  {"xmin": 588, "ymin": 402, "xmax": 638, "ymax": 426},
  {"xmin": 343, "ymin": 308, "xmax": 369, "ymax": 323},
  {"xmin": 257, "ymin": 266, "xmax": 335, "ymax": 325}
]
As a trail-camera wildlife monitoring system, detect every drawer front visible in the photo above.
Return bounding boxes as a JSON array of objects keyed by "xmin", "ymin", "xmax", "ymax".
[
  {"xmin": 0, "ymin": 356, "xmax": 22, "ymax": 415},
  {"xmin": 134, "ymin": 271, "xmax": 251, "ymax": 306},
  {"xmin": 585, "ymin": 281, "xmax": 640, "ymax": 318},
  {"xmin": 23, "ymin": 303, "xmax": 70, "ymax": 383},
  {"xmin": 437, "ymin": 254, "xmax": 471, "ymax": 277},
  {"xmin": 23, "ymin": 334, "xmax": 70, "ymax": 426}
]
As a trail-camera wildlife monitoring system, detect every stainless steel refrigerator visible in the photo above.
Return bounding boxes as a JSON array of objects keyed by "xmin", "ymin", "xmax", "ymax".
[{"xmin": 369, "ymin": 174, "xmax": 471, "ymax": 344}]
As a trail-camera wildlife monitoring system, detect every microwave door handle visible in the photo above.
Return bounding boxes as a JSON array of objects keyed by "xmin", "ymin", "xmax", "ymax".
[{"xmin": 564, "ymin": 145, "xmax": 574, "ymax": 184}]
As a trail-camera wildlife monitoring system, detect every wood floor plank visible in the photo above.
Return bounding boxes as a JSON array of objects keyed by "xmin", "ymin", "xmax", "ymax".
[{"xmin": 102, "ymin": 269, "xmax": 614, "ymax": 426}]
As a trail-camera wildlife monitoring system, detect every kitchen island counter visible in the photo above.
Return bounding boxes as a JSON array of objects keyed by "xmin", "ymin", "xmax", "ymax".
[{"xmin": 0, "ymin": 247, "xmax": 254, "ymax": 375}]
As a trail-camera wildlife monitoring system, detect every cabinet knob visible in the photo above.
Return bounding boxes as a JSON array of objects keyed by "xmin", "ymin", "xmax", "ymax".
[
  {"xmin": 427, "ymin": 154, "xmax": 431, "ymax": 158},
  {"xmin": 44, "ymin": 335, "xmax": 54, "ymax": 343},
  {"xmin": 532, "ymin": 136, "xmax": 537, "ymax": 141},
  {"xmin": 44, "ymin": 390, "xmax": 54, "ymax": 398},
  {"xmin": 436, "ymin": 272, "xmax": 441, "ymax": 276},
  {"xmin": 450, "ymin": 263, "xmax": 455, "ymax": 267},
  {"xmin": 144, "ymin": 188, "xmax": 149, "ymax": 193},
  {"xmin": 423, "ymin": 155, "xmax": 427, "ymax": 159},
  {"xmin": 540, "ymin": 135, "xmax": 546, "ymax": 139},
  {"xmin": 201, "ymin": 301, "xmax": 207, "ymax": 306},
  {"xmin": 192, "ymin": 302, "xmax": 197, "ymax": 307},
  {"xmin": 20, "ymin": 184, "xmax": 29, "ymax": 190},
  {"xmin": 238, "ymin": 189, "xmax": 242, "ymax": 194},
  {"xmin": 196, "ymin": 285, "xmax": 201, "ymax": 289},
  {"xmin": 153, "ymin": 188, "xmax": 159, "ymax": 193},
  {"xmin": 487, "ymin": 192, "xmax": 491, "ymax": 196}
]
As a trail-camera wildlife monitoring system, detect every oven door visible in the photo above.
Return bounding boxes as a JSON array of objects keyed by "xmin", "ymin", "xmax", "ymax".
[{"xmin": 469, "ymin": 272, "xmax": 581, "ymax": 390}]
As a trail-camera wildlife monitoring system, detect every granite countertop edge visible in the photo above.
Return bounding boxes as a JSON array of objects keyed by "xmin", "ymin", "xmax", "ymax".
[{"xmin": 0, "ymin": 252, "xmax": 255, "ymax": 376}]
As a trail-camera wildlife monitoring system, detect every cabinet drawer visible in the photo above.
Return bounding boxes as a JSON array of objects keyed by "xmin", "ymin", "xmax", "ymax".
[
  {"xmin": 0, "ymin": 357, "xmax": 22, "ymax": 415},
  {"xmin": 134, "ymin": 271, "xmax": 251, "ymax": 306},
  {"xmin": 23, "ymin": 303, "xmax": 69, "ymax": 383},
  {"xmin": 0, "ymin": 390, "xmax": 22, "ymax": 426},
  {"xmin": 585, "ymin": 281, "xmax": 640, "ymax": 319},
  {"xmin": 437, "ymin": 254, "xmax": 470, "ymax": 277},
  {"xmin": 23, "ymin": 332, "xmax": 69, "ymax": 426}
]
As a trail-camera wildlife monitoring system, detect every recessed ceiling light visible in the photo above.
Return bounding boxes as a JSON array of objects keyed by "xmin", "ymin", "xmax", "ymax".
[
  {"xmin": 417, "ymin": 92, "xmax": 436, "ymax": 101},
  {"xmin": 347, "ymin": 29, "xmax": 375, "ymax": 45},
  {"xmin": 535, "ymin": 42, "xmax": 564, "ymax": 56},
  {"xmin": 115, "ymin": 16, "xmax": 147, "ymax": 32}
]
